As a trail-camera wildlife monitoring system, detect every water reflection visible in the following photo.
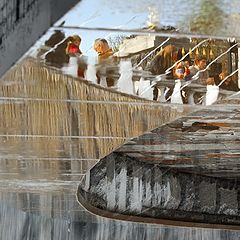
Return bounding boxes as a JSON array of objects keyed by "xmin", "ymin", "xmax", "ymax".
[
  {"xmin": 0, "ymin": 58, "xmax": 237, "ymax": 238},
  {"xmin": 36, "ymin": 30, "xmax": 239, "ymax": 106},
  {"xmin": 1, "ymin": 54, "xmax": 239, "ymax": 238},
  {"xmin": 1, "ymin": 0, "xmax": 240, "ymax": 238},
  {"xmin": 1, "ymin": 191, "xmax": 239, "ymax": 239},
  {"xmin": 57, "ymin": 0, "xmax": 240, "ymax": 38}
]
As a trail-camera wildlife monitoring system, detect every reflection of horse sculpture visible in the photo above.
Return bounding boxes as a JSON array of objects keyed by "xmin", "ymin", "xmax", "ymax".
[
  {"xmin": 37, "ymin": 30, "xmax": 65, "ymax": 58},
  {"xmin": 45, "ymin": 30, "xmax": 65, "ymax": 48},
  {"xmin": 37, "ymin": 30, "xmax": 73, "ymax": 68},
  {"xmin": 45, "ymin": 37, "xmax": 73, "ymax": 68}
]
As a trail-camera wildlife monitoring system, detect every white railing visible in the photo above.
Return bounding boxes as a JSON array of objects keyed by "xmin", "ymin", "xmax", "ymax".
[{"xmin": 38, "ymin": 36, "xmax": 239, "ymax": 106}]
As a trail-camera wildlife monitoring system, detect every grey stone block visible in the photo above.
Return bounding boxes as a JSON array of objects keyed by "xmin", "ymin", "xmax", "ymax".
[
  {"xmin": 162, "ymin": 175, "xmax": 181, "ymax": 209},
  {"xmin": 218, "ymin": 187, "xmax": 238, "ymax": 216},
  {"xmin": 199, "ymin": 181, "xmax": 216, "ymax": 214}
]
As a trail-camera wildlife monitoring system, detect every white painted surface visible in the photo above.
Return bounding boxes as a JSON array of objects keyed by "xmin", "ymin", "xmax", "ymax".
[
  {"xmin": 116, "ymin": 36, "xmax": 156, "ymax": 57},
  {"xmin": 138, "ymin": 77, "xmax": 153, "ymax": 100},
  {"xmin": 62, "ymin": 57, "xmax": 78, "ymax": 77},
  {"xmin": 171, "ymin": 80, "xmax": 183, "ymax": 104},
  {"xmin": 86, "ymin": 64, "xmax": 97, "ymax": 83},
  {"xmin": 205, "ymin": 84, "xmax": 219, "ymax": 105},
  {"xmin": 116, "ymin": 60, "xmax": 134, "ymax": 95},
  {"xmin": 117, "ymin": 167, "xmax": 127, "ymax": 211}
]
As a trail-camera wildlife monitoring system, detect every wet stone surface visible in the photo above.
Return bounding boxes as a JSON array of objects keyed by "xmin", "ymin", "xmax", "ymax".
[
  {"xmin": 1, "ymin": 57, "xmax": 225, "ymax": 239},
  {"xmin": 78, "ymin": 99, "xmax": 240, "ymax": 227},
  {"xmin": 78, "ymin": 153, "xmax": 240, "ymax": 226}
]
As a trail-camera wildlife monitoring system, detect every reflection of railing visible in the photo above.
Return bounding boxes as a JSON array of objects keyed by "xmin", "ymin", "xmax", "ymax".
[
  {"xmin": 55, "ymin": 55, "xmax": 238, "ymax": 105},
  {"xmin": 39, "ymin": 34, "xmax": 239, "ymax": 107},
  {"xmin": 155, "ymin": 79, "xmax": 235, "ymax": 105},
  {"xmin": 165, "ymin": 42, "xmax": 239, "ymax": 103},
  {"xmin": 38, "ymin": 27, "xmax": 239, "ymax": 107},
  {"xmin": 58, "ymin": 56, "xmax": 237, "ymax": 106},
  {"xmin": 137, "ymin": 38, "xmax": 211, "ymax": 96}
]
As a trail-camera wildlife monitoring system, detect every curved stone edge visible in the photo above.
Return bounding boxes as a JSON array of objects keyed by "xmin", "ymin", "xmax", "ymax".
[{"xmin": 76, "ymin": 184, "xmax": 240, "ymax": 231}]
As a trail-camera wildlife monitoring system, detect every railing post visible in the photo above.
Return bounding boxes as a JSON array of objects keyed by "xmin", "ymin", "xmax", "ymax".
[
  {"xmin": 238, "ymin": 46, "xmax": 240, "ymax": 88},
  {"xmin": 158, "ymin": 86, "xmax": 166, "ymax": 102},
  {"xmin": 133, "ymin": 80, "xmax": 140, "ymax": 95},
  {"xmin": 205, "ymin": 84, "xmax": 219, "ymax": 106},
  {"xmin": 117, "ymin": 60, "xmax": 134, "ymax": 95},
  {"xmin": 171, "ymin": 79, "xmax": 183, "ymax": 104},
  {"xmin": 187, "ymin": 90, "xmax": 195, "ymax": 105},
  {"xmin": 138, "ymin": 77, "xmax": 153, "ymax": 100},
  {"xmin": 85, "ymin": 58, "xmax": 97, "ymax": 83}
]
